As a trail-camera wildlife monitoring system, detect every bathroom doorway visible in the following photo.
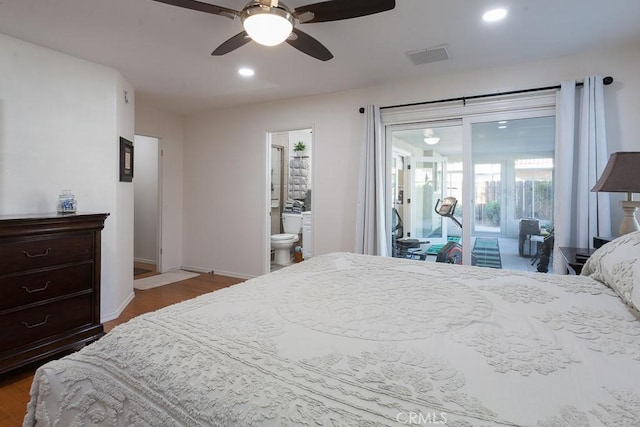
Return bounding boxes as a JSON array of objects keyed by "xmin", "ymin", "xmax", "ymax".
[{"xmin": 266, "ymin": 128, "xmax": 313, "ymax": 273}]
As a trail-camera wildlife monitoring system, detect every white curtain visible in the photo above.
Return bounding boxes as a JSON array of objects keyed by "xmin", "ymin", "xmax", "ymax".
[
  {"xmin": 355, "ymin": 105, "xmax": 389, "ymax": 256},
  {"xmin": 554, "ymin": 76, "xmax": 611, "ymax": 273}
]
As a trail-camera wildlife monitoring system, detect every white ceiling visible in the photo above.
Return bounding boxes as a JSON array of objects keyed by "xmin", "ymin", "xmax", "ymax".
[{"xmin": 1, "ymin": 0, "xmax": 639, "ymax": 115}]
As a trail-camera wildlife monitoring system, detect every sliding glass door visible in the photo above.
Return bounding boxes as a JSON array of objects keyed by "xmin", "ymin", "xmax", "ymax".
[
  {"xmin": 387, "ymin": 102, "xmax": 556, "ymax": 271},
  {"xmin": 388, "ymin": 120, "xmax": 463, "ymax": 258},
  {"xmin": 463, "ymin": 113, "xmax": 556, "ymax": 268}
]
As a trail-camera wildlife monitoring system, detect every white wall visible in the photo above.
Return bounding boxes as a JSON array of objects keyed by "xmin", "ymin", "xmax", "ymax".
[
  {"xmin": 0, "ymin": 33, "xmax": 135, "ymax": 321},
  {"xmin": 112, "ymin": 74, "xmax": 136, "ymax": 321},
  {"xmin": 181, "ymin": 43, "xmax": 640, "ymax": 278},
  {"xmin": 134, "ymin": 135, "xmax": 159, "ymax": 264},
  {"xmin": 4, "ymin": 33, "xmax": 635, "ymax": 290}
]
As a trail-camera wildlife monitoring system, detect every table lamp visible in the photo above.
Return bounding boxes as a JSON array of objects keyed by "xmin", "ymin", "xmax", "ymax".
[{"xmin": 591, "ymin": 152, "xmax": 640, "ymax": 235}]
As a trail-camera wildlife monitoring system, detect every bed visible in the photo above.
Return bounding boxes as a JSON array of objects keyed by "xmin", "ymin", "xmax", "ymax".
[{"xmin": 24, "ymin": 232, "xmax": 640, "ymax": 426}]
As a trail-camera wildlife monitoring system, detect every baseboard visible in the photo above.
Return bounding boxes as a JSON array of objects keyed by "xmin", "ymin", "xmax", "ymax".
[
  {"xmin": 101, "ymin": 291, "xmax": 135, "ymax": 323},
  {"xmin": 180, "ymin": 265, "xmax": 256, "ymax": 280},
  {"xmin": 134, "ymin": 257, "xmax": 157, "ymax": 265}
]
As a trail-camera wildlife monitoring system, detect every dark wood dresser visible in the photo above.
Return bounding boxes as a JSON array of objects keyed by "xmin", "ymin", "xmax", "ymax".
[{"xmin": 0, "ymin": 213, "xmax": 109, "ymax": 374}]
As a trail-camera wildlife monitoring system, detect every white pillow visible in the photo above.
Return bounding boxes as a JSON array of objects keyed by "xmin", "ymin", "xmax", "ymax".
[
  {"xmin": 632, "ymin": 259, "xmax": 640, "ymax": 311},
  {"xmin": 581, "ymin": 230, "xmax": 640, "ymax": 311}
]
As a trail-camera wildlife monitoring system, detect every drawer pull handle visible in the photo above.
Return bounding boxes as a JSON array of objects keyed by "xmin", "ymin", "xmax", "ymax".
[
  {"xmin": 22, "ymin": 281, "xmax": 51, "ymax": 293},
  {"xmin": 22, "ymin": 248, "xmax": 51, "ymax": 258},
  {"xmin": 21, "ymin": 315, "xmax": 51, "ymax": 329}
]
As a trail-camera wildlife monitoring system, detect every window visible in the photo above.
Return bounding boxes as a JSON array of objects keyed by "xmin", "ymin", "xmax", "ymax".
[{"xmin": 514, "ymin": 158, "xmax": 554, "ymax": 222}]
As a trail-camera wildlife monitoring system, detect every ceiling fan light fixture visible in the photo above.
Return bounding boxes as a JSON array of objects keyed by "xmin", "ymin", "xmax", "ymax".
[
  {"xmin": 242, "ymin": 4, "xmax": 294, "ymax": 47},
  {"xmin": 152, "ymin": 0, "xmax": 395, "ymax": 60}
]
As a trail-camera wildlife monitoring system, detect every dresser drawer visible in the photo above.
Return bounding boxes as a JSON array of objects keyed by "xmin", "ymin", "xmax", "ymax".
[
  {"xmin": 0, "ymin": 263, "xmax": 93, "ymax": 310},
  {"xmin": 0, "ymin": 233, "xmax": 93, "ymax": 274},
  {"xmin": 0, "ymin": 294, "xmax": 93, "ymax": 352}
]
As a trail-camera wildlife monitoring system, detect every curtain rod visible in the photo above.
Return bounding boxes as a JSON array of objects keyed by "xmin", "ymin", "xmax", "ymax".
[{"xmin": 358, "ymin": 76, "xmax": 614, "ymax": 114}]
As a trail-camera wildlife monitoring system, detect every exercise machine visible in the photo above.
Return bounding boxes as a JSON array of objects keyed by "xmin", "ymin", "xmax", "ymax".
[
  {"xmin": 434, "ymin": 197, "xmax": 463, "ymax": 264},
  {"xmin": 435, "ymin": 196, "xmax": 505, "ymax": 268},
  {"xmin": 392, "ymin": 207, "xmax": 429, "ymax": 260}
]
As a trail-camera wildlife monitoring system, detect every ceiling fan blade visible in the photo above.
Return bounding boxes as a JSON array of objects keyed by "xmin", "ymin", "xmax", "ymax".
[
  {"xmin": 151, "ymin": 0, "xmax": 239, "ymax": 20},
  {"xmin": 294, "ymin": 0, "xmax": 395, "ymax": 23},
  {"xmin": 212, "ymin": 31, "xmax": 252, "ymax": 56},
  {"xmin": 286, "ymin": 28, "xmax": 333, "ymax": 61}
]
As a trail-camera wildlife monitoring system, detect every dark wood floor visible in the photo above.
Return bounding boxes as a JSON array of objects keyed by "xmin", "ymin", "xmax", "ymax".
[{"xmin": 0, "ymin": 271, "xmax": 244, "ymax": 427}]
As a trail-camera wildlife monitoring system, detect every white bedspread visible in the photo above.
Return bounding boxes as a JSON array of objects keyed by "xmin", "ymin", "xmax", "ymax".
[{"xmin": 24, "ymin": 253, "xmax": 640, "ymax": 426}]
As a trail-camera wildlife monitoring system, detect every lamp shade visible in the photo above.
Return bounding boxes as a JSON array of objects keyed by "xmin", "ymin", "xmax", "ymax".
[
  {"xmin": 242, "ymin": 5, "xmax": 293, "ymax": 47},
  {"xmin": 591, "ymin": 152, "xmax": 640, "ymax": 193}
]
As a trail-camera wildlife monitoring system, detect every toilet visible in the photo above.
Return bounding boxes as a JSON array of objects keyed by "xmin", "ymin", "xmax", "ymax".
[{"xmin": 271, "ymin": 213, "xmax": 303, "ymax": 266}]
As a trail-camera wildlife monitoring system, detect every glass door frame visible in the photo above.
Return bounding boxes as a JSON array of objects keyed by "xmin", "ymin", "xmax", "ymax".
[
  {"xmin": 386, "ymin": 119, "xmax": 461, "ymax": 253},
  {"xmin": 382, "ymin": 92, "xmax": 557, "ymax": 266},
  {"xmin": 461, "ymin": 109, "xmax": 556, "ymax": 265}
]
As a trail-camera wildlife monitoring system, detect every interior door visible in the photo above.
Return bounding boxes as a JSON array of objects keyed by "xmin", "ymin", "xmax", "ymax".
[{"xmin": 409, "ymin": 157, "xmax": 447, "ymax": 244}]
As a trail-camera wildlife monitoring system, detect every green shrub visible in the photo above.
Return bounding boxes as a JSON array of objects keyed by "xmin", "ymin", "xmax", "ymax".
[{"xmin": 485, "ymin": 200, "xmax": 501, "ymax": 226}]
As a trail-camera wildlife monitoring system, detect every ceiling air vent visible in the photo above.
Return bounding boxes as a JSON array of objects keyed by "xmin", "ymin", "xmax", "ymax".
[{"xmin": 407, "ymin": 45, "xmax": 451, "ymax": 65}]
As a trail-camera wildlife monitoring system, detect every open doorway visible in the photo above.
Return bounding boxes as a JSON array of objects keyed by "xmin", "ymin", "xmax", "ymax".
[
  {"xmin": 265, "ymin": 128, "xmax": 313, "ymax": 273},
  {"xmin": 134, "ymin": 135, "xmax": 161, "ymax": 277}
]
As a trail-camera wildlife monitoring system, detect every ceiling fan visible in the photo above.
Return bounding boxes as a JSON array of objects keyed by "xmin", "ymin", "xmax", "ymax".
[{"xmin": 151, "ymin": 0, "xmax": 396, "ymax": 61}]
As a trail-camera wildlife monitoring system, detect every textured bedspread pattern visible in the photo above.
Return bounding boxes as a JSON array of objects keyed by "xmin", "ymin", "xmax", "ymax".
[{"xmin": 24, "ymin": 252, "xmax": 640, "ymax": 426}]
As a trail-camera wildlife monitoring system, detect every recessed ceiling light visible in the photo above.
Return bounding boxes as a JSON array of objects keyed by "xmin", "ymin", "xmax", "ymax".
[
  {"xmin": 238, "ymin": 67, "xmax": 255, "ymax": 77},
  {"xmin": 483, "ymin": 8, "xmax": 507, "ymax": 22},
  {"xmin": 498, "ymin": 120, "xmax": 508, "ymax": 124},
  {"xmin": 498, "ymin": 125, "xmax": 507, "ymax": 129}
]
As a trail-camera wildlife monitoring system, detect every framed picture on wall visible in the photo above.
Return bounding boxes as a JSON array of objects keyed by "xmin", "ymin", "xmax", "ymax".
[{"xmin": 119, "ymin": 137, "xmax": 134, "ymax": 182}]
